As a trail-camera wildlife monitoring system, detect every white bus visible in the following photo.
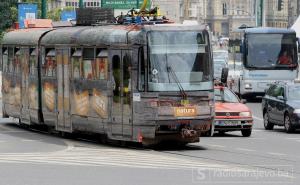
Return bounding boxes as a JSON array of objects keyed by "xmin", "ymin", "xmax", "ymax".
[{"xmin": 228, "ymin": 27, "xmax": 299, "ymax": 99}]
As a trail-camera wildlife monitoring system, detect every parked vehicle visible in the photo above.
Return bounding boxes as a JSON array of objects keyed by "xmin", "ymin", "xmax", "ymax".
[
  {"xmin": 262, "ymin": 82, "xmax": 300, "ymax": 132},
  {"xmin": 214, "ymin": 85, "xmax": 253, "ymax": 137}
]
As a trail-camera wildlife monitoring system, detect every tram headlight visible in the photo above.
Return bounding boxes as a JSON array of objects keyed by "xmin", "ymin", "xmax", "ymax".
[{"xmin": 239, "ymin": 111, "xmax": 251, "ymax": 117}]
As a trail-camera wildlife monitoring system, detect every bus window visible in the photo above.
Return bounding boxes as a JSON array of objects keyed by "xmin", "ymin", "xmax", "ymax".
[
  {"xmin": 43, "ymin": 49, "xmax": 56, "ymax": 77},
  {"xmin": 71, "ymin": 49, "xmax": 82, "ymax": 79},
  {"xmin": 83, "ymin": 48, "xmax": 94, "ymax": 80},
  {"xmin": 29, "ymin": 48, "xmax": 37, "ymax": 76},
  {"xmin": 2, "ymin": 48, "xmax": 8, "ymax": 73},
  {"xmin": 96, "ymin": 49, "xmax": 108, "ymax": 80}
]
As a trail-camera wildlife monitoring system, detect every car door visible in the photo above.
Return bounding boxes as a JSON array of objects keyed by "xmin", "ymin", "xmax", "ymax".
[
  {"xmin": 267, "ymin": 85, "xmax": 278, "ymax": 122},
  {"xmin": 275, "ymin": 86, "xmax": 286, "ymax": 125}
]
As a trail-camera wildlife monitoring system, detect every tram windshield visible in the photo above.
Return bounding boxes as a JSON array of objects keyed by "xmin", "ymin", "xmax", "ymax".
[
  {"xmin": 148, "ymin": 31, "xmax": 212, "ymax": 91},
  {"xmin": 246, "ymin": 33, "xmax": 298, "ymax": 69}
]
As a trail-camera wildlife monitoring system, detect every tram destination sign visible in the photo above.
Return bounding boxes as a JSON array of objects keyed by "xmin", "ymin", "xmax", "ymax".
[{"xmin": 102, "ymin": 0, "xmax": 150, "ymax": 9}]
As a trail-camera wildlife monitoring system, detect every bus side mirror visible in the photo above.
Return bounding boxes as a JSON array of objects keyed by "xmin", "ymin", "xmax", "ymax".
[{"xmin": 221, "ymin": 68, "xmax": 229, "ymax": 85}]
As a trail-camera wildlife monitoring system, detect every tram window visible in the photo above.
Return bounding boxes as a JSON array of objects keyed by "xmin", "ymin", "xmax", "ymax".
[
  {"xmin": 112, "ymin": 55, "xmax": 121, "ymax": 103},
  {"xmin": 83, "ymin": 48, "xmax": 95, "ymax": 80},
  {"xmin": 7, "ymin": 47, "xmax": 13, "ymax": 73},
  {"xmin": 43, "ymin": 49, "xmax": 56, "ymax": 77},
  {"xmin": 71, "ymin": 49, "xmax": 83, "ymax": 79},
  {"xmin": 123, "ymin": 55, "xmax": 132, "ymax": 101},
  {"xmin": 29, "ymin": 48, "xmax": 37, "ymax": 76},
  {"xmin": 14, "ymin": 48, "xmax": 21, "ymax": 74},
  {"xmin": 138, "ymin": 48, "xmax": 145, "ymax": 91},
  {"xmin": 96, "ymin": 49, "xmax": 108, "ymax": 80},
  {"xmin": 2, "ymin": 48, "xmax": 8, "ymax": 73}
]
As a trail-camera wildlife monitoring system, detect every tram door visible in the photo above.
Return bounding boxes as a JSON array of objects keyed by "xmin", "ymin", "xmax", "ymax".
[
  {"xmin": 110, "ymin": 50, "xmax": 133, "ymax": 137},
  {"xmin": 20, "ymin": 48, "xmax": 30, "ymax": 124},
  {"xmin": 56, "ymin": 48, "xmax": 72, "ymax": 132}
]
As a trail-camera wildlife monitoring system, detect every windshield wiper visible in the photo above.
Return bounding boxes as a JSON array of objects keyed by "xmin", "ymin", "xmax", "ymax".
[{"xmin": 167, "ymin": 66, "xmax": 187, "ymax": 100}]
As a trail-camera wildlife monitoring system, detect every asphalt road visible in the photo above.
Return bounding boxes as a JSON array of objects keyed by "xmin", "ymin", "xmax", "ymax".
[{"xmin": 0, "ymin": 101, "xmax": 299, "ymax": 185}]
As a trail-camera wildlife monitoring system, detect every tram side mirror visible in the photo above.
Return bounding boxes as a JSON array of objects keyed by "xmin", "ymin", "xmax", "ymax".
[
  {"xmin": 277, "ymin": 96, "xmax": 284, "ymax": 101},
  {"xmin": 221, "ymin": 68, "xmax": 229, "ymax": 85},
  {"xmin": 241, "ymin": 99, "xmax": 247, "ymax": 104}
]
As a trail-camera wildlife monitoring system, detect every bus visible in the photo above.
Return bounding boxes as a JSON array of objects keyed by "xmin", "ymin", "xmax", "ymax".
[
  {"xmin": 1, "ymin": 24, "xmax": 214, "ymax": 145},
  {"xmin": 228, "ymin": 27, "xmax": 298, "ymax": 99}
]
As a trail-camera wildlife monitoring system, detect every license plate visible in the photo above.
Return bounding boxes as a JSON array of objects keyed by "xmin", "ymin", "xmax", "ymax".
[
  {"xmin": 215, "ymin": 120, "xmax": 240, "ymax": 126},
  {"xmin": 174, "ymin": 107, "xmax": 197, "ymax": 117}
]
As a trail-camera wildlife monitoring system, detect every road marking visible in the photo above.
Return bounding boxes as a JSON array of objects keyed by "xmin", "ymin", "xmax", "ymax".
[
  {"xmin": 285, "ymin": 137, "xmax": 300, "ymax": 140},
  {"xmin": 236, "ymin": 148, "xmax": 255, "ymax": 152},
  {"xmin": 21, "ymin": 139, "xmax": 41, "ymax": 142},
  {"xmin": 206, "ymin": 144, "xmax": 226, "ymax": 148},
  {"xmin": 211, "ymin": 138, "xmax": 234, "ymax": 140},
  {"xmin": 0, "ymin": 146, "xmax": 228, "ymax": 170},
  {"xmin": 267, "ymin": 152, "xmax": 287, "ymax": 156},
  {"xmin": 253, "ymin": 116, "xmax": 263, "ymax": 121}
]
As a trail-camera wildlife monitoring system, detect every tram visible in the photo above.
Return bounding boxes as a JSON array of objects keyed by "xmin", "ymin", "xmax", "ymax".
[{"xmin": 1, "ymin": 13, "xmax": 214, "ymax": 146}]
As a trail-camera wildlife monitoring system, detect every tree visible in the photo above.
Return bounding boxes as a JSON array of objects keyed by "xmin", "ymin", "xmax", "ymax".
[
  {"xmin": 47, "ymin": 6, "xmax": 74, "ymax": 21},
  {"xmin": 0, "ymin": 1, "xmax": 18, "ymax": 40}
]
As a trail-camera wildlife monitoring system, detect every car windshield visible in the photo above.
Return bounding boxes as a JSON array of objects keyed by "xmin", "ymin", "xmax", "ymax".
[
  {"xmin": 213, "ymin": 50, "xmax": 228, "ymax": 59},
  {"xmin": 214, "ymin": 59, "xmax": 227, "ymax": 78},
  {"xmin": 214, "ymin": 88, "xmax": 240, "ymax": 103},
  {"xmin": 148, "ymin": 31, "xmax": 213, "ymax": 91},
  {"xmin": 288, "ymin": 85, "xmax": 300, "ymax": 100},
  {"xmin": 228, "ymin": 62, "xmax": 242, "ymax": 70},
  {"xmin": 246, "ymin": 33, "xmax": 297, "ymax": 69}
]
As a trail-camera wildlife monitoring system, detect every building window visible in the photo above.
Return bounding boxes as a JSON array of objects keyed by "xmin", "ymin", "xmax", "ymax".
[
  {"xmin": 223, "ymin": 3, "xmax": 227, "ymax": 15},
  {"xmin": 189, "ymin": 3, "xmax": 197, "ymax": 17}
]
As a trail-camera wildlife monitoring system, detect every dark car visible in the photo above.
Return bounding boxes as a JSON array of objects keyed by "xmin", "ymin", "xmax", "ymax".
[{"xmin": 262, "ymin": 82, "xmax": 300, "ymax": 132}]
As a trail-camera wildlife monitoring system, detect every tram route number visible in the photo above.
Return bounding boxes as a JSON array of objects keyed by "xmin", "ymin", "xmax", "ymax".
[{"xmin": 174, "ymin": 107, "xmax": 197, "ymax": 117}]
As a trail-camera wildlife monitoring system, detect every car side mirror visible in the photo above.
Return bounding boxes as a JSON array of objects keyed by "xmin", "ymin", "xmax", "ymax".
[
  {"xmin": 241, "ymin": 99, "xmax": 247, "ymax": 104},
  {"xmin": 277, "ymin": 96, "xmax": 284, "ymax": 100}
]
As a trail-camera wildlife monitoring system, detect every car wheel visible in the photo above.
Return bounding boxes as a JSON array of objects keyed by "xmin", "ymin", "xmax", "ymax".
[
  {"xmin": 264, "ymin": 112, "xmax": 274, "ymax": 130},
  {"xmin": 241, "ymin": 129, "xmax": 252, "ymax": 137},
  {"xmin": 218, "ymin": 131, "xmax": 226, "ymax": 135},
  {"xmin": 284, "ymin": 114, "xmax": 295, "ymax": 133}
]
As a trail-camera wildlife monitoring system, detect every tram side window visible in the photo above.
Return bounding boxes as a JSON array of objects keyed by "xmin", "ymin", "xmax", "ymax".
[
  {"xmin": 95, "ymin": 49, "xmax": 108, "ymax": 80},
  {"xmin": 82, "ymin": 48, "xmax": 95, "ymax": 80},
  {"xmin": 2, "ymin": 48, "xmax": 8, "ymax": 73},
  {"xmin": 29, "ymin": 48, "xmax": 37, "ymax": 76},
  {"xmin": 138, "ymin": 48, "xmax": 145, "ymax": 91},
  {"xmin": 6, "ymin": 47, "xmax": 14, "ymax": 73},
  {"xmin": 14, "ymin": 48, "xmax": 21, "ymax": 74},
  {"xmin": 71, "ymin": 49, "xmax": 83, "ymax": 79},
  {"xmin": 43, "ymin": 49, "xmax": 56, "ymax": 77}
]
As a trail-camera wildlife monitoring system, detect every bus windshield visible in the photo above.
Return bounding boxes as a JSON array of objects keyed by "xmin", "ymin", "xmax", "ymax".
[
  {"xmin": 246, "ymin": 33, "xmax": 297, "ymax": 69},
  {"xmin": 147, "ymin": 31, "xmax": 212, "ymax": 91}
]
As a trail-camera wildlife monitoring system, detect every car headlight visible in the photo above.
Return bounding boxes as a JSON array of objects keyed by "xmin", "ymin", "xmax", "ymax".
[
  {"xmin": 244, "ymin": 83, "xmax": 252, "ymax": 89},
  {"xmin": 293, "ymin": 109, "xmax": 300, "ymax": 114},
  {"xmin": 239, "ymin": 112, "xmax": 251, "ymax": 117}
]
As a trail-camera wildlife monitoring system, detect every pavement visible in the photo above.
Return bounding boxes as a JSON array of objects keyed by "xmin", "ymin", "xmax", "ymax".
[{"xmin": 0, "ymin": 101, "xmax": 299, "ymax": 185}]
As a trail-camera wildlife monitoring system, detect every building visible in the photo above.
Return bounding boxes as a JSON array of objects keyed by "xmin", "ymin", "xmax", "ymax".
[{"xmin": 48, "ymin": 0, "xmax": 101, "ymax": 10}]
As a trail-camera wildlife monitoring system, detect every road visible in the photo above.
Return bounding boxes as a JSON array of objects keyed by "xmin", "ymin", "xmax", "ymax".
[{"xmin": 0, "ymin": 101, "xmax": 299, "ymax": 185}]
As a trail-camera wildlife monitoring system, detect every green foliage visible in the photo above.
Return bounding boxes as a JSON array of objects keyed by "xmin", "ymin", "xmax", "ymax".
[
  {"xmin": 48, "ymin": 7, "xmax": 75, "ymax": 21},
  {"xmin": 0, "ymin": 0, "xmax": 18, "ymax": 42}
]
